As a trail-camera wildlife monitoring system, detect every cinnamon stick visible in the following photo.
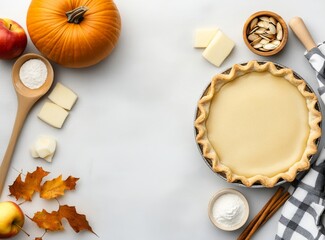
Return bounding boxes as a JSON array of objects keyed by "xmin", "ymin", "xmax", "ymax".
[
  {"xmin": 237, "ymin": 187, "xmax": 284, "ymax": 240},
  {"xmin": 245, "ymin": 190, "xmax": 284, "ymax": 240},
  {"xmin": 261, "ymin": 192, "xmax": 290, "ymax": 225},
  {"xmin": 244, "ymin": 191, "xmax": 290, "ymax": 239}
]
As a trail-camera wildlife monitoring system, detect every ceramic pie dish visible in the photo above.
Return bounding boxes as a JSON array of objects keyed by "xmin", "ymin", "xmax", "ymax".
[{"xmin": 195, "ymin": 61, "xmax": 322, "ymax": 187}]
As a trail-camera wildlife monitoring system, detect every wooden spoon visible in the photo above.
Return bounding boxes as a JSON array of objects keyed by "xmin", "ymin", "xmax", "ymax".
[{"xmin": 0, "ymin": 53, "xmax": 54, "ymax": 197}]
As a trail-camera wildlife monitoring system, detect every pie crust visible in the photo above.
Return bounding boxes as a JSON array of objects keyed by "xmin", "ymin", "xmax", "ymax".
[{"xmin": 195, "ymin": 61, "xmax": 322, "ymax": 187}]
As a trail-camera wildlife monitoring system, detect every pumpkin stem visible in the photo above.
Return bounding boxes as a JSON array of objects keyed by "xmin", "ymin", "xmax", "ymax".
[{"xmin": 66, "ymin": 6, "xmax": 89, "ymax": 24}]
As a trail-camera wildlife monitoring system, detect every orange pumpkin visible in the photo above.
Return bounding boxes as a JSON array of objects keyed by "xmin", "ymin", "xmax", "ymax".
[{"xmin": 27, "ymin": 0, "xmax": 121, "ymax": 68}]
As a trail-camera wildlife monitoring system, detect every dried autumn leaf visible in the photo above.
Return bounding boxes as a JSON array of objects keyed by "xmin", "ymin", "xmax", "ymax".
[
  {"xmin": 40, "ymin": 175, "xmax": 79, "ymax": 199},
  {"xmin": 9, "ymin": 167, "xmax": 49, "ymax": 201},
  {"xmin": 31, "ymin": 209, "xmax": 63, "ymax": 231},
  {"xmin": 32, "ymin": 205, "xmax": 96, "ymax": 235},
  {"xmin": 58, "ymin": 205, "xmax": 96, "ymax": 235}
]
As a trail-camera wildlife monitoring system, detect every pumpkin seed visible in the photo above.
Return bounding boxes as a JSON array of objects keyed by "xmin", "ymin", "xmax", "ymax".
[
  {"xmin": 250, "ymin": 36, "xmax": 262, "ymax": 46},
  {"xmin": 248, "ymin": 33, "xmax": 259, "ymax": 41},
  {"xmin": 255, "ymin": 28, "xmax": 267, "ymax": 34},
  {"xmin": 277, "ymin": 29, "xmax": 283, "ymax": 40},
  {"xmin": 263, "ymin": 43, "xmax": 277, "ymax": 50},
  {"xmin": 250, "ymin": 18, "xmax": 258, "ymax": 30},
  {"xmin": 258, "ymin": 47, "xmax": 270, "ymax": 51},
  {"xmin": 253, "ymin": 43, "xmax": 263, "ymax": 49},
  {"xmin": 276, "ymin": 22, "xmax": 282, "ymax": 32},
  {"xmin": 259, "ymin": 16, "xmax": 270, "ymax": 22},
  {"xmin": 257, "ymin": 21, "xmax": 269, "ymax": 29},
  {"xmin": 269, "ymin": 17, "xmax": 277, "ymax": 25},
  {"xmin": 260, "ymin": 39, "xmax": 270, "ymax": 45},
  {"xmin": 249, "ymin": 26, "xmax": 259, "ymax": 34},
  {"xmin": 268, "ymin": 24, "xmax": 276, "ymax": 34},
  {"xmin": 271, "ymin": 40, "xmax": 280, "ymax": 46}
]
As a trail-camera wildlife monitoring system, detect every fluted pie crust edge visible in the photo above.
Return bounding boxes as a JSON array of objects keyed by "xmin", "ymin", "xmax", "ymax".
[{"xmin": 195, "ymin": 61, "xmax": 322, "ymax": 187}]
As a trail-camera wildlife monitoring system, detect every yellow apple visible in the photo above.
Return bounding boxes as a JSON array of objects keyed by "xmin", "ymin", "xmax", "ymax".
[{"xmin": 0, "ymin": 201, "xmax": 24, "ymax": 238}]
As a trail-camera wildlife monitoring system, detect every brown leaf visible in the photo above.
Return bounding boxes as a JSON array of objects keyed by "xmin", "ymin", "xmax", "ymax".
[
  {"xmin": 31, "ymin": 209, "xmax": 63, "ymax": 231},
  {"xmin": 9, "ymin": 167, "xmax": 49, "ymax": 201},
  {"xmin": 59, "ymin": 205, "xmax": 96, "ymax": 235},
  {"xmin": 32, "ymin": 205, "xmax": 96, "ymax": 235},
  {"xmin": 40, "ymin": 175, "xmax": 79, "ymax": 199}
]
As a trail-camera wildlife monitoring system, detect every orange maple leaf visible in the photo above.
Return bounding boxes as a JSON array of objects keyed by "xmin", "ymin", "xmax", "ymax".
[
  {"xmin": 31, "ymin": 205, "xmax": 96, "ymax": 235},
  {"xmin": 40, "ymin": 175, "xmax": 79, "ymax": 199},
  {"xmin": 31, "ymin": 209, "xmax": 63, "ymax": 231},
  {"xmin": 9, "ymin": 167, "xmax": 49, "ymax": 201},
  {"xmin": 59, "ymin": 205, "xmax": 96, "ymax": 235}
]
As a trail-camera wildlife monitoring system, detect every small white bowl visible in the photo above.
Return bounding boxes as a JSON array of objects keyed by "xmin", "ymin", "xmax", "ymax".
[{"xmin": 208, "ymin": 188, "xmax": 249, "ymax": 231}]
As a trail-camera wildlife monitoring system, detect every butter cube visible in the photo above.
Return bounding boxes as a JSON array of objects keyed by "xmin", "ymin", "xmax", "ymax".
[
  {"xmin": 34, "ymin": 135, "xmax": 56, "ymax": 158},
  {"xmin": 202, "ymin": 30, "xmax": 235, "ymax": 67},
  {"xmin": 30, "ymin": 135, "xmax": 57, "ymax": 162},
  {"xmin": 38, "ymin": 102, "xmax": 69, "ymax": 128},
  {"xmin": 48, "ymin": 82, "xmax": 78, "ymax": 110},
  {"xmin": 194, "ymin": 28, "xmax": 219, "ymax": 48}
]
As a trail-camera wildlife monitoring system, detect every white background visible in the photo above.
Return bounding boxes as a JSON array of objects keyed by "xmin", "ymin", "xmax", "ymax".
[{"xmin": 0, "ymin": 0, "xmax": 324, "ymax": 239}]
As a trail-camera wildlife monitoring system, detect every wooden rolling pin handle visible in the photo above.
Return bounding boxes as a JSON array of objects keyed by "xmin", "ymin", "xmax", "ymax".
[{"xmin": 289, "ymin": 17, "xmax": 317, "ymax": 51}]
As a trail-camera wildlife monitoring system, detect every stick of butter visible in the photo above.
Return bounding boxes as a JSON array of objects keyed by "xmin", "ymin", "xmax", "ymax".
[
  {"xmin": 48, "ymin": 82, "xmax": 78, "ymax": 110},
  {"xmin": 194, "ymin": 28, "xmax": 219, "ymax": 48},
  {"xmin": 202, "ymin": 30, "xmax": 235, "ymax": 67},
  {"xmin": 38, "ymin": 102, "xmax": 69, "ymax": 128}
]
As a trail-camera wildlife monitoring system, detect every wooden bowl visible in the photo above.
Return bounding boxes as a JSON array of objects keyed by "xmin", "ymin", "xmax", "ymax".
[{"xmin": 243, "ymin": 11, "xmax": 288, "ymax": 56}]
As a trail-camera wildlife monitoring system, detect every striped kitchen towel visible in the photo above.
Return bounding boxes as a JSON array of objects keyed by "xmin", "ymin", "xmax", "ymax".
[
  {"xmin": 275, "ymin": 43, "xmax": 325, "ymax": 240},
  {"xmin": 275, "ymin": 159, "xmax": 325, "ymax": 240},
  {"xmin": 306, "ymin": 41, "xmax": 325, "ymax": 102}
]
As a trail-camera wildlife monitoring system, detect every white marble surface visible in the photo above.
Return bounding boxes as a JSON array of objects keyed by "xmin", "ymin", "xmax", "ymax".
[{"xmin": 0, "ymin": 0, "xmax": 324, "ymax": 239}]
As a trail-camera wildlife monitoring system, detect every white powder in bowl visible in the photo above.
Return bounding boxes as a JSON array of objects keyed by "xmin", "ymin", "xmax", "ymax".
[
  {"xmin": 212, "ymin": 193, "xmax": 245, "ymax": 227},
  {"xmin": 19, "ymin": 59, "xmax": 47, "ymax": 89}
]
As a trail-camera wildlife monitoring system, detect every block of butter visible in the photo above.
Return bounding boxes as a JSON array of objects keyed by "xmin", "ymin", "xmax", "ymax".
[
  {"xmin": 48, "ymin": 82, "xmax": 78, "ymax": 110},
  {"xmin": 194, "ymin": 28, "xmax": 219, "ymax": 48},
  {"xmin": 202, "ymin": 30, "xmax": 235, "ymax": 67},
  {"xmin": 38, "ymin": 102, "xmax": 69, "ymax": 128},
  {"xmin": 30, "ymin": 135, "xmax": 56, "ymax": 162}
]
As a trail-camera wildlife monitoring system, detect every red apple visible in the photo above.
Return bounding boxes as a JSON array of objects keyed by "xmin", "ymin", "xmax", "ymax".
[
  {"xmin": 0, "ymin": 18, "xmax": 27, "ymax": 59},
  {"xmin": 0, "ymin": 201, "xmax": 24, "ymax": 238}
]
